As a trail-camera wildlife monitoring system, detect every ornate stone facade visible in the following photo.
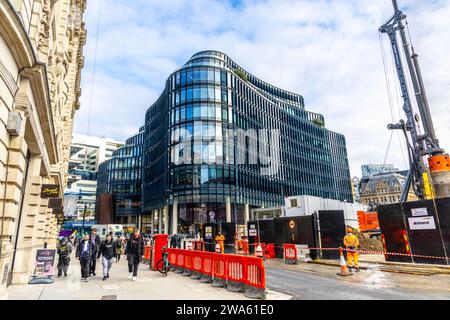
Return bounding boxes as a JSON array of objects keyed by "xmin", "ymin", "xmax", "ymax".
[{"xmin": 0, "ymin": 0, "xmax": 86, "ymax": 291}]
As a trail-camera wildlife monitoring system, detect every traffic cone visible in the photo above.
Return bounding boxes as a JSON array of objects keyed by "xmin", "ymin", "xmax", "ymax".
[
  {"xmin": 337, "ymin": 247, "xmax": 352, "ymax": 276},
  {"xmin": 255, "ymin": 244, "xmax": 263, "ymax": 259},
  {"xmin": 215, "ymin": 243, "xmax": 221, "ymax": 253}
]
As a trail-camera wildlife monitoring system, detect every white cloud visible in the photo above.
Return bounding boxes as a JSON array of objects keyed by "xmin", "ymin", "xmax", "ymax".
[{"xmin": 76, "ymin": 0, "xmax": 450, "ymax": 177}]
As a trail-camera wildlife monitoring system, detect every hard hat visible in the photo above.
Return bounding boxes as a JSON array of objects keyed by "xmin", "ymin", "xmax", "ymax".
[{"xmin": 347, "ymin": 227, "xmax": 353, "ymax": 233}]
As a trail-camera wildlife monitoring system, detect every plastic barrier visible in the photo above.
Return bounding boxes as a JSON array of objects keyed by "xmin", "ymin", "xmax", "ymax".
[
  {"xmin": 191, "ymin": 253, "xmax": 203, "ymax": 280},
  {"xmin": 264, "ymin": 243, "xmax": 276, "ymax": 259},
  {"xmin": 167, "ymin": 248, "xmax": 177, "ymax": 271},
  {"xmin": 175, "ymin": 250, "xmax": 185, "ymax": 274},
  {"xmin": 283, "ymin": 244, "xmax": 298, "ymax": 265},
  {"xmin": 143, "ymin": 245, "xmax": 151, "ymax": 265},
  {"xmin": 182, "ymin": 250, "xmax": 193, "ymax": 276},
  {"xmin": 212, "ymin": 253, "xmax": 227, "ymax": 288},
  {"xmin": 200, "ymin": 251, "xmax": 213, "ymax": 283},
  {"xmin": 225, "ymin": 254, "xmax": 245, "ymax": 292},
  {"xmin": 245, "ymin": 256, "xmax": 266, "ymax": 299}
]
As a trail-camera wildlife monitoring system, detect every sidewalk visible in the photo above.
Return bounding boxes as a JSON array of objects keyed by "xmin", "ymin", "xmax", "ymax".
[{"xmin": 4, "ymin": 256, "xmax": 290, "ymax": 300}]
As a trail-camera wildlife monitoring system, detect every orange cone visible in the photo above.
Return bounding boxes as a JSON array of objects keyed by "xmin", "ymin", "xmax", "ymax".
[{"xmin": 337, "ymin": 247, "xmax": 352, "ymax": 276}]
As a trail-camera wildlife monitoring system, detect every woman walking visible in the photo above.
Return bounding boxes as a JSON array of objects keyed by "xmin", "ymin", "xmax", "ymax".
[
  {"xmin": 126, "ymin": 228, "xmax": 144, "ymax": 281},
  {"xmin": 98, "ymin": 234, "xmax": 117, "ymax": 281}
]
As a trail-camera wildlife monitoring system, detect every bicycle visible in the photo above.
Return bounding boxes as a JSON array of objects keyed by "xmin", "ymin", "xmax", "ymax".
[{"xmin": 156, "ymin": 246, "xmax": 170, "ymax": 277}]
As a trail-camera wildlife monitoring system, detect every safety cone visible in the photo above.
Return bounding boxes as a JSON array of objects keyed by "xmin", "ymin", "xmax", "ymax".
[
  {"xmin": 187, "ymin": 242, "xmax": 193, "ymax": 250},
  {"xmin": 337, "ymin": 247, "xmax": 352, "ymax": 277},
  {"xmin": 215, "ymin": 243, "xmax": 221, "ymax": 253},
  {"xmin": 255, "ymin": 244, "xmax": 263, "ymax": 259}
]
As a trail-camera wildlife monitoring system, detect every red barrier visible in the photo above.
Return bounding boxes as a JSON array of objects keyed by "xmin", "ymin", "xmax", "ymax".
[
  {"xmin": 244, "ymin": 255, "xmax": 266, "ymax": 298},
  {"xmin": 283, "ymin": 244, "xmax": 297, "ymax": 263},
  {"xmin": 184, "ymin": 250, "xmax": 193, "ymax": 271},
  {"xmin": 167, "ymin": 248, "xmax": 178, "ymax": 267},
  {"xmin": 177, "ymin": 250, "xmax": 185, "ymax": 268},
  {"xmin": 192, "ymin": 252, "xmax": 203, "ymax": 273},
  {"xmin": 226, "ymin": 254, "xmax": 245, "ymax": 291},
  {"xmin": 264, "ymin": 244, "xmax": 276, "ymax": 259},
  {"xmin": 212, "ymin": 253, "xmax": 227, "ymax": 280},
  {"xmin": 201, "ymin": 251, "xmax": 213, "ymax": 277}
]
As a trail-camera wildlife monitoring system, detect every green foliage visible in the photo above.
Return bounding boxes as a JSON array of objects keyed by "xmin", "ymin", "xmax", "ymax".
[
  {"xmin": 312, "ymin": 118, "xmax": 324, "ymax": 127},
  {"xmin": 234, "ymin": 68, "xmax": 248, "ymax": 82}
]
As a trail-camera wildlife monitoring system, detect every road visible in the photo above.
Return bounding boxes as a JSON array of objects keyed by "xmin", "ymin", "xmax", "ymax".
[{"xmin": 266, "ymin": 266, "xmax": 450, "ymax": 300}]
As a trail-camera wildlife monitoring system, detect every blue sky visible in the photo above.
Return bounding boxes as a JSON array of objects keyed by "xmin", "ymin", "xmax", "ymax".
[{"xmin": 76, "ymin": 0, "xmax": 450, "ymax": 177}]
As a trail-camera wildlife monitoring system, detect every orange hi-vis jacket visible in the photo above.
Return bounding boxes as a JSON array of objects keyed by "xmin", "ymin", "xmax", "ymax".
[{"xmin": 343, "ymin": 233, "xmax": 359, "ymax": 248}]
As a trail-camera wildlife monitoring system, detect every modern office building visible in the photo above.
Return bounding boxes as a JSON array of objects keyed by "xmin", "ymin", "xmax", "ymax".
[
  {"xmin": 96, "ymin": 129, "xmax": 144, "ymax": 227},
  {"xmin": 68, "ymin": 134, "xmax": 124, "ymax": 185},
  {"xmin": 64, "ymin": 134, "xmax": 124, "ymax": 221},
  {"xmin": 142, "ymin": 50, "xmax": 353, "ymax": 235}
]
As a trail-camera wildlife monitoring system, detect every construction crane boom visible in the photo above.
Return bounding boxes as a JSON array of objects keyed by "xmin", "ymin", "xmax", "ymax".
[{"xmin": 379, "ymin": 0, "xmax": 449, "ymax": 201}]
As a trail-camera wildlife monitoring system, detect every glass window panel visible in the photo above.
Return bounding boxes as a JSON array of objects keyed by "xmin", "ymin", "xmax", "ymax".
[
  {"xmin": 208, "ymin": 69, "xmax": 215, "ymax": 82},
  {"xmin": 186, "ymin": 105, "xmax": 193, "ymax": 120},
  {"xmin": 208, "ymin": 104, "xmax": 215, "ymax": 119},
  {"xmin": 215, "ymin": 87, "xmax": 221, "ymax": 102},
  {"xmin": 193, "ymin": 105, "xmax": 201, "ymax": 118},
  {"xmin": 201, "ymin": 104, "xmax": 208, "ymax": 118},
  {"xmin": 193, "ymin": 87, "xmax": 201, "ymax": 100},
  {"xmin": 187, "ymin": 69, "xmax": 194, "ymax": 83},
  {"xmin": 181, "ymin": 90, "xmax": 186, "ymax": 103},
  {"xmin": 216, "ymin": 105, "xmax": 221, "ymax": 121},
  {"xmin": 193, "ymin": 69, "xmax": 201, "ymax": 81},
  {"xmin": 193, "ymin": 143, "xmax": 201, "ymax": 163},
  {"xmin": 201, "ymin": 87, "xmax": 208, "ymax": 99},
  {"xmin": 187, "ymin": 88, "xmax": 193, "ymax": 101},
  {"xmin": 208, "ymin": 87, "xmax": 215, "ymax": 100},
  {"xmin": 200, "ymin": 69, "xmax": 208, "ymax": 81}
]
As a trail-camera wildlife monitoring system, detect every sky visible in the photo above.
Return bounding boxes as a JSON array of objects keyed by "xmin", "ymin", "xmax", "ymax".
[{"xmin": 76, "ymin": 0, "xmax": 450, "ymax": 178}]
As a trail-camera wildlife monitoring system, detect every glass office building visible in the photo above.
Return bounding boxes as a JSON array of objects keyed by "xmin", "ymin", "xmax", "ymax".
[
  {"xmin": 143, "ymin": 50, "xmax": 352, "ymax": 234},
  {"xmin": 96, "ymin": 128, "xmax": 144, "ymax": 225}
]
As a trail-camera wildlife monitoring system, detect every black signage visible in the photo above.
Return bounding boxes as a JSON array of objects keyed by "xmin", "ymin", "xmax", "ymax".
[
  {"xmin": 41, "ymin": 185, "xmax": 60, "ymax": 198},
  {"xmin": 52, "ymin": 207, "xmax": 64, "ymax": 215},
  {"xmin": 48, "ymin": 198, "xmax": 62, "ymax": 209}
]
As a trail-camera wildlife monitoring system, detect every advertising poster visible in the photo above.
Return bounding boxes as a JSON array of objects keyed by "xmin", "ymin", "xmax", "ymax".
[{"xmin": 29, "ymin": 249, "xmax": 56, "ymax": 284}]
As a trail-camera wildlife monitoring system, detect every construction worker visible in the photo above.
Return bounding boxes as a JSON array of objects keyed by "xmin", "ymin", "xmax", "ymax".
[
  {"xmin": 215, "ymin": 232, "xmax": 225, "ymax": 254},
  {"xmin": 343, "ymin": 227, "xmax": 360, "ymax": 272}
]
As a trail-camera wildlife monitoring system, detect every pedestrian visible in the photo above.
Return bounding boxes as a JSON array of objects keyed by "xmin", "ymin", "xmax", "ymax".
[
  {"xmin": 76, "ymin": 233, "xmax": 94, "ymax": 282},
  {"xmin": 175, "ymin": 233, "xmax": 181, "ymax": 249},
  {"xmin": 343, "ymin": 227, "xmax": 360, "ymax": 272},
  {"xmin": 98, "ymin": 234, "xmax": 117, "ymax": 281},
  {"xmin": 170, "ymin": 234, "xmax": 176, "ymax": 248},
  {"xmin": 56, "ymin": 236, "xmax": 73, "ymax": 277},
  {"xmin": 115, "ymin": 236, "xmax": 123, "ymax": 262},
  {"xmin": 89, "ymin": 228, "xmax": 101, "ymax": 276},
  {"xmin": 215, "ymin": 232, "xmax": 225, "ymax": 254},
  {"xmin": 125, "ymin": 228, "xmax": 144, "ymax": 281}
]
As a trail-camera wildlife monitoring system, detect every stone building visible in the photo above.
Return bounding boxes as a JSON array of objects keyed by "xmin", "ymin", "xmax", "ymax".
[
  {"xmin": 359, "ymin": 172, "xmax": 418, "ymax": 210},
  {"xmin": 0, "ymin": 0, "xmax": 86, "ymax": 290}
]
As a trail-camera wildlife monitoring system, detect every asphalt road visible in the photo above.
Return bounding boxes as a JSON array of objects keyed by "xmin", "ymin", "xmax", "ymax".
[{"xmin": 266, "ymin": 266, "xmax": 450, "ymax": 300}]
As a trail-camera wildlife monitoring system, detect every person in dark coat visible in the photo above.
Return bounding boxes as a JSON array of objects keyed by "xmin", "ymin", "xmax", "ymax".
[
  {"xmin": 98, "ymin": 234, "xmax": 117, "ymax": 281},
  {"xmin": 114, "ymin": 236, "xmax": 123, "ymax": 262},
  {"xmin": 170, "ymin": 235, "xmax": 177, "ymax": 248},
  {"xmin": 125, "ymin": 228, "xmax": 145, "ymax": 281},
  {"xmin": 89, "ymin": 228, "xmax": 101, "ymax": 276},
  {"xmin": 57, "ymin": 237, "xmax": 73, "ymax": 277},
  {"xmin": 76, "ymin": 233, "xmax": 94, "ymax": 281}
]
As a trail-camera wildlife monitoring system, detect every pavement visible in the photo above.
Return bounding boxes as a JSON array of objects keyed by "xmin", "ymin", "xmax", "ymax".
[
  {"xmin": 4, "ymin": 255, "xmax": 291, "ymax": 300},
  {"xmin": 265, "ymin": 259, "xmax": 450, "ymax": 300}
]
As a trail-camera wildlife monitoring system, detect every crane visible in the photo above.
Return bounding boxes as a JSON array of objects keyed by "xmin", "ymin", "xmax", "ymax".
[{"xmin": 379, "ymin": 0, "xmax": 450, "ymax": 202}]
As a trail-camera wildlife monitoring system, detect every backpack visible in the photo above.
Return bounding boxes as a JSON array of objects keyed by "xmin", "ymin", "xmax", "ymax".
[{"xmin": 58, "ymin": 244, "xmax": 69, "ymax": 257}]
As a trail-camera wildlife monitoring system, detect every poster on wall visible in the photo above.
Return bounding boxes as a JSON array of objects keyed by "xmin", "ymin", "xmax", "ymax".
[
  {"xmin": 411, "ymin": 207, "xmax": 428, "ymax": 217},
  {"xmin": 205, "ymin": 226, "xmax": 213, "ymax": 239},
  {"xmin": 28, "ymin": 249, "xmax": 56, "ymax": 284}
]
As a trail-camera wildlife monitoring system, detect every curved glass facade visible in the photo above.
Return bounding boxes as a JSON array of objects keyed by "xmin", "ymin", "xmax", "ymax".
[
  {"xmin": 96, "ymin": 129, "xmax": 144, "ymax": 224},
  {"xmin": 143, "ymin": 51, "xmax": 352, "ymax": 231}
]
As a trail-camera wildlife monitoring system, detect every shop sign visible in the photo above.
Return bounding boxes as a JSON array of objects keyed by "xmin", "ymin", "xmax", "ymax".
[{"xmin": 41, "ymin": 185, "xmax": 60, "ymax": 198}]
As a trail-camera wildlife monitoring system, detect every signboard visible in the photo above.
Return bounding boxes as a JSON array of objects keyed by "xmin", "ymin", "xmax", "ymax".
[
  {"xmin": 408, "ymin": 216, "xmax": 436, "ymax": 230},
  {"xmin": 205, "ymin": 226, "xmax": 213, "ymax": 240},
  {"xmin": 41, "ymin": 185, "xmax": 60, "ymax": 198},
  {"xmin": 411, "ymin": 207, "xmax": 428, "ymax": 217},
  {"xmin": 29, "ymin": 249, "xmax": 56, "ymax": 284},
  {"xmin": 52, "ymin": 207, "xmax": 64, "ymax": 215},
  {"xmin": 48, "ymin": 198, "xmax": 62, "ymax": 209},
  {"xmin": 248, "ymin": 224, "xmax": 257, "ymax": 236}
]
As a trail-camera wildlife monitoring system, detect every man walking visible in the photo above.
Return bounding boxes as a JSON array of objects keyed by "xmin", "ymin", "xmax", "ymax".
[
  {"xmin": 126, "ymin": 228, "xmax": 144, "ymax": 281},
  {"xmin": 98, "ymin": 234, "xmax": 117, "ymax": 281},
  {"xmin": 89, "ymin": 228, "xmax": 101, "ymax": 276},
  {"xmin": 57, "ymin": 237, "xmax": 73, "ymax": 277},
  {"xmin": 76, "ymin": 233, "xmax": 94, "ymax": 281}
]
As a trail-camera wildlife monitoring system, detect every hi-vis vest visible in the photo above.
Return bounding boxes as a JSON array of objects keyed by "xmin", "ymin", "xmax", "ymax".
[{"xmin": 343, "ymin": 234, "xmax": 359, "ymax": 247}]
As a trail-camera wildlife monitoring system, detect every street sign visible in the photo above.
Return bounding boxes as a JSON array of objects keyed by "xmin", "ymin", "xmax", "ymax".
[{"xmin": 249, "ymin": 223, "xmax": 257, "ymax": 236}]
